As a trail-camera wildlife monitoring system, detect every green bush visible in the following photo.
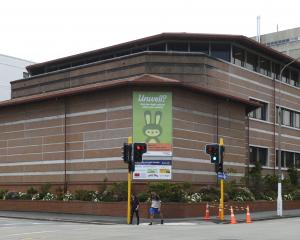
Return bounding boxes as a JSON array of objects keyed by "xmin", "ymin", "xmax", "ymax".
[
  {"xmin": 74, "ymin": 190, "xmax": 93, "ymax": 201},
  {"xmin": 5, "ymin": 192, "xmax": 20, "ymax": 200},
  {"xmin": 229, "ymin": 187, "xmax": 255, "ymax": 202},
  {"xmin": 55, "ymin": 187, "xmax": 64, "ymax": 201},
  {"xmin": 148, "ymin": 182, "xmax": 186, "ymax": 202},
  {"xmin": 27, "ymin": 187, "xmax": 38, "ymax": 196},
  {"xmin": 198, "ymin": 186, "xmax": 219, "ymax": 202},
  {"xmin": 0, "ymin": 189, "xmax": 8, "ymax": 200},
  {"xmin": 263, "ymin": 175, "xmax": 277, "ymax": 193},
  {"xmin": 101, "ymin": 182, "xmax": 128, "ymax": 202},
  {"xmin": 136, "ymin": 192, "xmax": 149, "ymax": 202},
  {"xmin": 39, "ymin": 183, "xmax": 52, "ymax": 199},
  {"xmin": 294, "ymin": 190, "xmax": 300, "ymax": 200},
  {"xmin": 287, "ymin": 167, "xmax": 298, "ymax": 186},
  {"xmin": 248, "ymin": 161, "xmax": 263, "ymax": 199}
]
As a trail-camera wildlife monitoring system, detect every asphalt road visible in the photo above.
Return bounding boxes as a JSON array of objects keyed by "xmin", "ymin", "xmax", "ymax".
[{"xmin": 0, "ymin": 217, "xmax": 299, "ymax": 240}]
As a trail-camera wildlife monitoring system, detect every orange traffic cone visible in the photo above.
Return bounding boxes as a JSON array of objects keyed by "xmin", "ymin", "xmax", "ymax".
[
  {"xmin": 245, "ymin": 205, "xmax": 252, "ymax": 223},
  {"xmin": 230, "ymin": 206, "xmax": 237, "ymax": 224},
  {"xmin": 217, "ymin": 204, "xmax": 221, "ymax": 219},
  {"xmin": 204, "ymin": 203, "xmax": 210, "ymax": 220}
]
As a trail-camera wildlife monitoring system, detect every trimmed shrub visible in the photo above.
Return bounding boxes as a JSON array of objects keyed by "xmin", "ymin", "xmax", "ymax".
[
  {"xmin": 136, "ymin": 192, "xmax": 149, "ymax": 202},
  {"xmin": 198, "ymin": 186, "xmax": 219, "ymax": 202},
  {"xmin": 148, "ymin": 182, "xmax": 186, "ymax": 202},
  {"xmin": 229, "ymin": 187, "xmax": 255, "ymax": 202},
  {"xmin": 74, "ymin": 190, "xmax": 93, "ymax": 201},
  {"xmin": 0, "ymin": 189, "xmax": 8, "ymax": 200}
]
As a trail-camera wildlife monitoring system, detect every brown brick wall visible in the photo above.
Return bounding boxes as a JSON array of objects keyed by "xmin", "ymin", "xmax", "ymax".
[{"xmin": 0, "ymin": 200, "xmax": 299, "ymax": 218}]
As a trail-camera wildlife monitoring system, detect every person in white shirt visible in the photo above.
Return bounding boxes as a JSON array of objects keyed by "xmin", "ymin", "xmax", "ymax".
[{"xmin": 149, "ymin": 192, "xmax": 164, "ymax": 225}]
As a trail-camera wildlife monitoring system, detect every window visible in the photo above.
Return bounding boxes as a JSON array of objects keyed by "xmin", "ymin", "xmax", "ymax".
[
  {"xmin": 211, "ymin": 43, "xmax": 230, "ymax": 61},
  {"xmin": 259, "ymin": 57, "xmax": 271, "ymax": 77},
  {"xmin": 296, "ymin": 153, "xmax": 300, "ymax": 169},
  {"xmin": 276, "ymin": 150, "xmax": 285, "ymax": 168},
  {"xmin": 286, "ymin": 152, "xmax": 294, "ymax": 168},
  {"xmin": 246, "ymin": 52, "xmax": 258, "ymax": 72},
  {"xmin": 249, "ymin": 100, "xmax": 268, "ymax": 121},
  {"xmin": 149, "ymin": 43, "xmax": 166, "ymax": 51},
  {"xmin": 282, "ymin": 109, "xmax": 292, "ymax": 126},
  {"xmin": 167, "ymin": 42, "xmax": 189, "ymax": 52},
  {"xmin": 294, "ymin": 112, "xmax": 300, "ymax": 128},
  {"xmin": 291, "ymin": 70, "xmax": 299, "ymax": 87},
  {"xmin": 233, "ymin": 46, "xmax": 245, "ymax": 67},
  {"xmin": 276, "ymin": 151, "xmax": 300, "ymax": 169},
  {"xmin": 281, "ymin": 68, "xmax": 289, "ymax": 83},
  {"xmin": 190, "ymin": 42, "xmax": 209, "ymax": 54},
  {"xmin": 250, "ymin": 146, "xmax": 268, "ymax": 166},
  {"xmin": 277, "ymin": 107, "xmax": 300, "ymax": 129},
  {"xmin": 272, "ymin": 63, "xmax": 280, "ymax": 80}
]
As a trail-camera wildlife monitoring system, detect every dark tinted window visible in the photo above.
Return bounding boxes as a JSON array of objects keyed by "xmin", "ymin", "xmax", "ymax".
[
  {"xmin": 249, "ymin": 100, "xmax": 268, "ymax": 121},
  {"xmin": 246, "ymin": 52, "xmax": 258, "ymax": 72},
  {"xmin": 190, "ymin": 42, "xmax": 209, "ymax": 54},
  {"xmin": 211, "ymin": 43, "xmax": 230, "ymax": 61},
  {"xmin": 250, "ymin": 146, "xmax": 267, "ymax": 166},
  {"xmin": 291, "ymin": 70, "xmax": 299, "ymax": 87},
  {"xmin": 259, "ymin": 57, "xmax": 271, "ymax": 76},
  {"xmin": 149, "ymin": 43, "xmax": 166, "ymax": 51},
  {"xmin": 233, "ymin": 46, "xmax": 245, "ymax": 67},
  {"xmin": 167, "ymin": 42, "xmax": 188, "ymax": 52},
  {"xmin": 272, "ymin": 63, "xmax": 280, "ymax": 80}
]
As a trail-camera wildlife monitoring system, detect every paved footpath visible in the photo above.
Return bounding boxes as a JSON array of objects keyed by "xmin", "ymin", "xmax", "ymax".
[{"xmin": 0, "ymin": 209, "xmax": 300, "ymax": 225}]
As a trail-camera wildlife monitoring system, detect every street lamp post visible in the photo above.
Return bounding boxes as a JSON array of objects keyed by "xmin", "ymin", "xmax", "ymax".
[{"xmin": 277, "ymin": 57, "xmax": 300, "ymax": 217}]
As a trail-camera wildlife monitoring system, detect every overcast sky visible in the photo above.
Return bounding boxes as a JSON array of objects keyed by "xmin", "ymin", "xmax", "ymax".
[{"xmin": 0, "ymin": 0, "xmax": 299, "ymax": 63}]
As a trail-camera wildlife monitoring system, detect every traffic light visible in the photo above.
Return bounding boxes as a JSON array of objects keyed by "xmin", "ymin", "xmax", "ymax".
[
  {"xmin": 216, "ymin": 162, "xmax": 223, "ymax": 173},
  {"xmin": 133, "ymin": 143, "xmax": 147, "ymax": 162},
  {"xmin": 205, "ymin": 144, "xmax": 220, "ymax": 163},
  {"xmin": 122, "ymin": 143, "xmax": 132, "ymax": 163}
]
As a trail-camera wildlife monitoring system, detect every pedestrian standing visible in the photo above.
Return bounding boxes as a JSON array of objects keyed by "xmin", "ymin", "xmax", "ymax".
[
  {"xmin": 149, "ymin": 192, "xmax": 164, "ymax": 225},
  {"xmin": 130, "ymin": 193, "xmax": 140, "ymax": 225}
]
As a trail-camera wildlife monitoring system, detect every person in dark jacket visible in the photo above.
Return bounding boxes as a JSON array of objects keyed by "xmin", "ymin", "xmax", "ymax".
[{"xmin": 130, "ymin": 193, "xmax": 140, "ymax": 225}]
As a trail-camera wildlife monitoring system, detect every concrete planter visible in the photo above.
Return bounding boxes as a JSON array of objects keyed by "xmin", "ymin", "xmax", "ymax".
[{"xmin": 0, "ymin": 200, "xmax": 299, "ymax": 218}]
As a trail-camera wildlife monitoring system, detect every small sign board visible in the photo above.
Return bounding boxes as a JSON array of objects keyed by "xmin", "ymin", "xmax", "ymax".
[
  {"xmin": 133, "ymin": 160, "xmax": 172, "ymax": 180},
  {"xmin": 217, "ymin": 172, "xmax": 227, "ymax": 180}
]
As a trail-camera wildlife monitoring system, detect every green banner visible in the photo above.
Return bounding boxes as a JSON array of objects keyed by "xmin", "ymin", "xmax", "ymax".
[{"xmin": 133, "ymin": 92, "xmax": 172, "ymax": 153}]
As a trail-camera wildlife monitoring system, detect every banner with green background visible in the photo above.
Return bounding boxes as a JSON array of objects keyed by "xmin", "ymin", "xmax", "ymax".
[{"xmin": 133, "ymin": 91, "xmax": 172, "ymax": 154}]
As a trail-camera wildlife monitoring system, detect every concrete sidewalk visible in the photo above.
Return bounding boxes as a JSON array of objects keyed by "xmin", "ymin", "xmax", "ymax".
[{"xmin": 0, "ymin": 209, "xmax": 299, "ymax": 225}]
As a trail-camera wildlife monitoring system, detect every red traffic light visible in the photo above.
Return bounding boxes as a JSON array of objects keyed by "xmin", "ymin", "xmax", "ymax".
[
  {"xmin": 136, "ymin": 145, "xmax": 146, "ymax": 151},
  {"xmin": 133, "ymin": 142, "xmax": 147, "ymax": 162}
]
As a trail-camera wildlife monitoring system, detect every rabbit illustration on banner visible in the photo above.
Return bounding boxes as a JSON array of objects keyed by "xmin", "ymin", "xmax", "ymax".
[{"xmin": 143, "ymin": 111, "xmax": 162, "ymax": 143}]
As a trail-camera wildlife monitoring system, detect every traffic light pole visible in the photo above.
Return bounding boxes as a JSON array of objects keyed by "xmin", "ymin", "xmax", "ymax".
[
  {"xmin": 219, "ymin": 138, "xmax": 224, "ymax": 220},
  {"xmin": 127, "ymin": 136, "xmax": 132, "ymax": 225}
]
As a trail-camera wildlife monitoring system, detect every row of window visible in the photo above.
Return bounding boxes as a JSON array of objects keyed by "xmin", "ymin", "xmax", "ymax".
[
  {"xmin": 276, "ymin": 150, "xmax": 300, "ymax": 169},
  {"xmin": 248, "ymin": 100, "xmax": 300, "ymax": 130},
  {"xmin": 35, "ymin": 40, "xmax": 300, "ymax": 90},
  {"xmin": 249, "ymin": 146, "xmax": 300, "ymax": 169},
  {"xmin": 265, "ymin": 36, "xmax": 300, "ymax": 47},
  {"xmin": 276, "ymin": 107, "xmax": 300, "ymax": 129},
  {"xmin": 232, "ymin": 46, "xmax": 299, "ymax": 87}
]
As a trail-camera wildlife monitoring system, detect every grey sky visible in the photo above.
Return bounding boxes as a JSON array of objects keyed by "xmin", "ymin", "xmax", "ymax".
[{"xmin": 0, "ymin": 0, "xmax": 299, "ymax": 63}]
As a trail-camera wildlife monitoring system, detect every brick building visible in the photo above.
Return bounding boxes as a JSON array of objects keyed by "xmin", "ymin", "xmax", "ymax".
[{"xmin": 0, "ymin": 33, "xmax": 299, "ymax": 191}]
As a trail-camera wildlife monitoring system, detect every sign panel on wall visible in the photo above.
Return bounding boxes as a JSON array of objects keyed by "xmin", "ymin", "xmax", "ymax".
[
  {"xmin": 133, "ymin": 91, "xmax": 173, "ymax": 180},
  {"xmin": 133, "ymin": 160, "xmax": 172, "ymax": 180}
]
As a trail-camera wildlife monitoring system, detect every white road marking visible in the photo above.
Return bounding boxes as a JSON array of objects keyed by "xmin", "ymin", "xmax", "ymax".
[{"xmin": 5, "ymin": 230, "xmax": 59, "ymax": 237}]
